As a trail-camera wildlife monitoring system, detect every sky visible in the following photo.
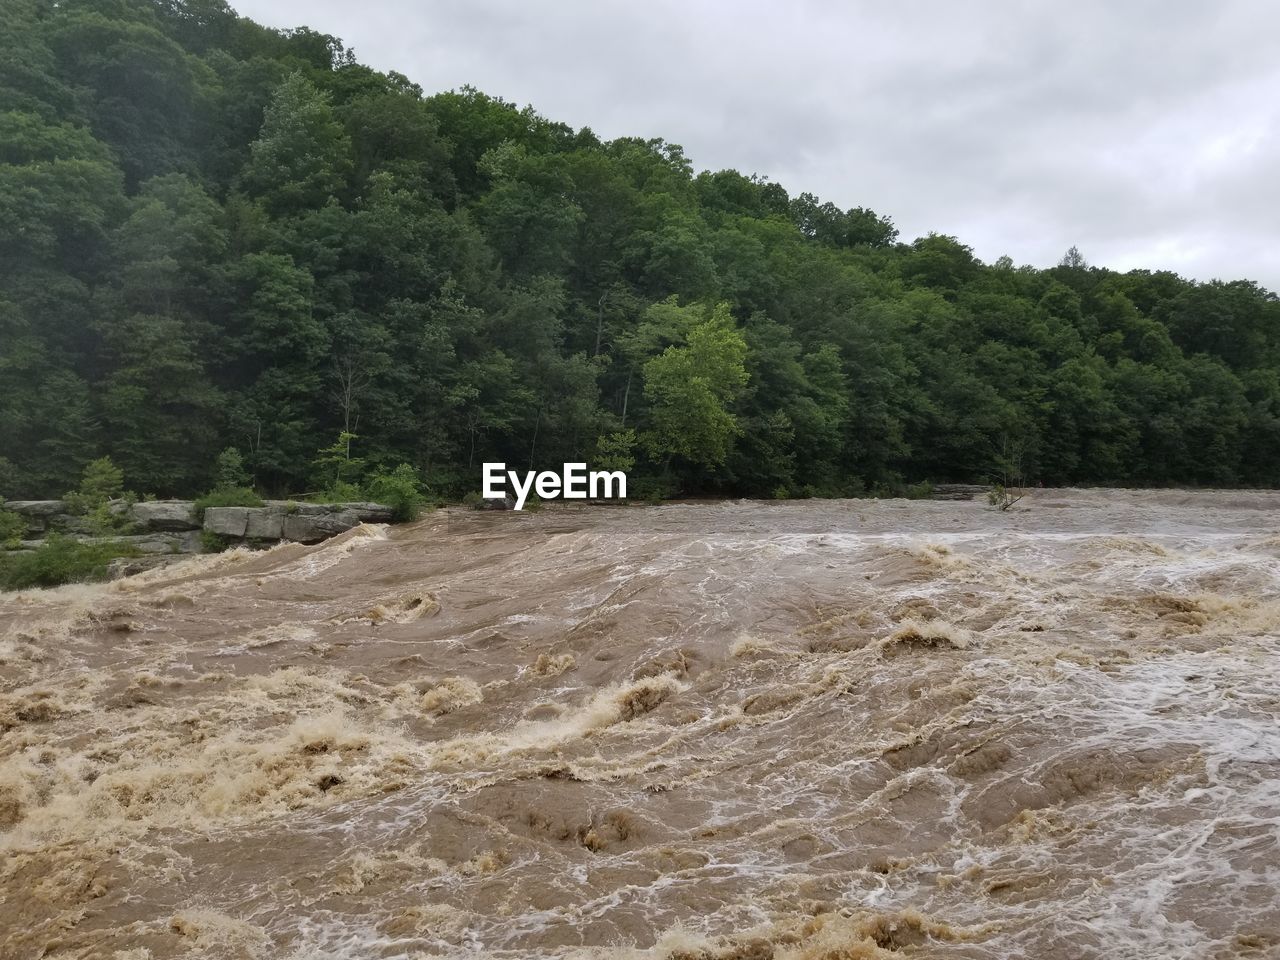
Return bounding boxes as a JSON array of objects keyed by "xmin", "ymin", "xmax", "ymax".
[{"xmin": 231, "ymin": 0, "xmax": 1280, "ymax": 288}]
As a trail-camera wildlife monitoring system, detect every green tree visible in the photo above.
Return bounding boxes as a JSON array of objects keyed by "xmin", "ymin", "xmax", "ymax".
[
  {"xmin": 239, "ymin": 72, "xmax": 352, "ymax": 215},
  {"xmin": 0, "ymin": 0, "xmax": 1276, "ymax": 504},
  {"xmin": 642, "ymin": 302, "xmax": 748, "ymax": 468},
  {"xmin": 214, "ymin": 447, "xmax": 250, "ymax": 490},
  {"xmin": 312, "ymin": 431, "xmax": 364, "ymax": 494}
]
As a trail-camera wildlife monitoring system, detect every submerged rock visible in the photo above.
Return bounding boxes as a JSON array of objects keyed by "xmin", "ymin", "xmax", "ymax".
[
  {"xmin": 106, "ymin": 555, "xmax": 189, "ymax": 579},
  {"xmin": 930, "ymin": 484, "xmax": 989, "ymax": 500}
]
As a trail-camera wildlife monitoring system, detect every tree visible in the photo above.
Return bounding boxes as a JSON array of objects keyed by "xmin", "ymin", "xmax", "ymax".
[
  {"xmin": 214, "ymin": 447, "xmax": 250, "ymax": 490},
  {"xmin": 0, "ymin": 111, "xmax": 123, "ymax": 269},
  {"xmin": 0, "ymin": 0, "xmax": 1276, "ymax": 504},
  {"xmin": 312, "ymin": 431, "xmax": 364, "ymax": 492},
  {"xmin": 238, "ymin": 72, "xmax": 352, "ymax": 215},
  {"xmin": 1058, "ymin": 245, "xmax": 1089, "ymax": 270},
  {"xmin": 98, "ymin": 312, "xmax": 221, "ymax": 493},
  {"xmin": 642, "ymin": 302, "xmax": 748, "ymax": 468},
  {"xmin": 844, "ymin": 207, "xmax": 898, "ymax": 248},
  {"xmin": 987, "ymin": 433, "xmax": 1026, "ymax": 511}
]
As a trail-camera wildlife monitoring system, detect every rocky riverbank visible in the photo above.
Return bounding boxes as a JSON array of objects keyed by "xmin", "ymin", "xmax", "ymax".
[{"xmin": 1, "ymin": 499, "xmax": 395, "ymax": 576}]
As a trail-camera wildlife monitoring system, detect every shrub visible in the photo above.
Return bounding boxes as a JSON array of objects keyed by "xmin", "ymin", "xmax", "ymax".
[
  {"xmin": 309, "ymin": 480, "xmax": 363, "ymax": 504},
  {"xmin": 987, "ymin": 483, "xmax": 1023, "ymax": 511},
  {"xmin": 193, "ymin": 487, "xmax": 264, "ymax": 519},
  {"xmin": 0, "ymin": 510, "xmax": 25, "ymax": 548},
  {"xmin": 629, "ymin": 475, "xmax": 675, "ymax": 504},
  {"xmin": 214, "ymin": 447, "xmax": 251, "ymax": 490},
  {"xmin": 0, "ymin": 456, "xmax": 18, "ymax": 498},
  {"xmin": 594, "ymin": 430, "xmax": 637, "ymax": 475},
  {"xmin": 0, "ymin": 535, "xmax": 139, "ymax": 591},
  {"xmin": 905, "ymin": 480, "xmax": 934, "ymax": 500},
  {"xmin": 365, "ymin": 464, "xmax": 425, "ymax": 522},
  {"xmin": 63, "ymin": 456, "xmax": 125, "ymax": 514},
  {"xmin": 199, "ymin": 530, "xmax": 235, "ymax": 553},
  {"xmin": 311, "ymin": 432, "xmax": 364, "ymax": 491},
  {"xmin": 62, "ymin": 458, "xmax": 137, "ymax": 536}
]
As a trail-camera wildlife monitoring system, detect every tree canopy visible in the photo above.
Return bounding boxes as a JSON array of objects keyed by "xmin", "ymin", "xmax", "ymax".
[{"xmin": 2, "ymin": 0, "xmax": 1278, "ymax": 500}]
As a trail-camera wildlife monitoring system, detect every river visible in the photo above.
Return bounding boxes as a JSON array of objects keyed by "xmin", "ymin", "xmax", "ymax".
[{"xmin": 2, "ymin": 490, "xmax": 1278, "ymax": 959}]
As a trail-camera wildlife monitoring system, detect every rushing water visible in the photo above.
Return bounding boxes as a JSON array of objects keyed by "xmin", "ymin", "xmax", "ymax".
[{"xmin": 2, "ymin": 490, "xmax": 1278, "ymax": 960}]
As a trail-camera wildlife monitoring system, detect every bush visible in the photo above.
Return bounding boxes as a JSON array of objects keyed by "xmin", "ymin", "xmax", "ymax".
[
  {"xmin": 0, "ymin": 534, "xmax": 139, "ymax": 591},
  {"xmin": 214, "ymin": 447, "xmax": 250, "ymax": 490},
  {"xmin": 0, "ymin": 510, "xmax": 24, "ymax": 548},
  {"xmin": 193, "ymin": 487, "xmax": 264, "ymax": 518},
  {"xmin": 199, "ymin": 530, "xmax": 235, "ymax": 553},
  {"xmin": 0, "ymin": 456, "xmax": 19, "ymax": 499},
  {"xmin": 365, "ymin": 464, "xmax": 425, "ymax": 522},
  {"xmin": 60, "ymin": 457, "xmax": 135, "ymax": 535},
  {"xmin": 904, "ymin": 480, "xmax": 934, "ymax": 500},
  {"xmin": 629, "ymin": 475, "xmax": 677, "ymax": 504},
  {"xmin": 987, "ymin": 483, "xmax": 1023, "ymax": 511},
  {"xmin": 309, "ymin": 480, "xmax": 364, "ymax": 504},
  {"xmin": 63, "ymin": 456, "xmax": 125, "ymax": 515},
  {"xmin": 594, "ymin": 430, "xmax": 637, "ymax": 475},
  {"xmin": 311, "ymin": 432, "xmax": 364, "ymax": 492}
]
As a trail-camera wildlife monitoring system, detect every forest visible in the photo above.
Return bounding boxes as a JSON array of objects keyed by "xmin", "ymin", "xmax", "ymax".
[{"xmin": 3, "ymin": 0, "xmax": 1279, "ymax": 504}]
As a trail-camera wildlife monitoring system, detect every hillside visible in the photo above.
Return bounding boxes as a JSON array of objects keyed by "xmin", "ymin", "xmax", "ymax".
[{"xmin": 3, "ymin": 0, "xmax": 1279, "ymax": 500}]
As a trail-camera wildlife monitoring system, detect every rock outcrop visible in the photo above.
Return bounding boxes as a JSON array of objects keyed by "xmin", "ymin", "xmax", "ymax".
[
  {"xmin": 203, "ymin": 502, "xmax": 392, "ymax": 543},
  {"xmin": 282, "ymin": 509, "xmax": 360, "ymax": 543},
  {"xmin": 10, "ymin": 532, "xmax": 202, "ymax": 554},
  {"xmin": 929, "ymin": 484, "xmax": 990, "ymax": 501},
  {"xmin": 3, "ymin": 500, "xmax": 67, "ymax": 517},
  {"xmin": 4, "ymin": 499, "xmax": 395, "ymax": 558},
  {"xmin": 3, "ymin": 501, "xmax": 68, "ymax": 535},
  {"xmin": 201, "ymin": 506, "xmax": 253, "ymax": 538},
  {"xmin": 129, "ymin": 500, "xmax": 201, "ymax": 531}
]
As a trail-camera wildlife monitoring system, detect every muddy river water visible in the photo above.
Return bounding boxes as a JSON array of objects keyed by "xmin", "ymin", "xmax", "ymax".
[{"xmin": 2, "ymin": 490, "xmax": 1278, "ymax": 959}]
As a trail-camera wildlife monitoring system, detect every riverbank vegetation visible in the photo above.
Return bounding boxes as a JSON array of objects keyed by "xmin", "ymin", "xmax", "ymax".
[{"xmin": 4, "ymin": 0, "xmax": 1279, "ymax": 504}]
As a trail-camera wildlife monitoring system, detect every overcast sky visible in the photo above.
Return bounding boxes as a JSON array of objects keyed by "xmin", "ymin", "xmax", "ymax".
[{"xmin": 232, "ymin": 0, "xmax": 1280, "ymax": 288}]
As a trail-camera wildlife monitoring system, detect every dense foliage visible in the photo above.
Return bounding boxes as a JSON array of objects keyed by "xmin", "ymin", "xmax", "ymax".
[
  {"xmin": 0, "ymin": 534, "xmax": 138, "ymax": 589},
  {"xmin": 3, "ymin": 0, "xmax": 1279, "ymax": 501}
]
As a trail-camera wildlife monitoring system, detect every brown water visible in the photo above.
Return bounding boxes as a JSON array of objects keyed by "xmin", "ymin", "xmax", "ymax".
[{"xmin": 2, "ymin": 490, "xmax": 1279, "ymax": 960}]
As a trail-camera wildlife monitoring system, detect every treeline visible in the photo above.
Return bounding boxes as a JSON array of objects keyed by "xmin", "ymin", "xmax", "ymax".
[{"xmin": 3, "ymin": 0, "xmax": 1279, "ymax": 502}]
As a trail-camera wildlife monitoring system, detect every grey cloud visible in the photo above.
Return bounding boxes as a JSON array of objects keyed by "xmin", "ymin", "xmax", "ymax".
[{"xmin": 233, "ymin": 0, "xmax": 1280, "ymax": 287}]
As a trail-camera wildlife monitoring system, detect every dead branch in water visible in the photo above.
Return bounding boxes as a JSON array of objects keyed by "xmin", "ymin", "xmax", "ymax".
[
  {"xmin": 987, "ymin": 483, "xmax": 1024, "ymax": 511},
  {"xmin": 987, "ymin": 432, "xmax": 1027, "ymax": 511}
]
